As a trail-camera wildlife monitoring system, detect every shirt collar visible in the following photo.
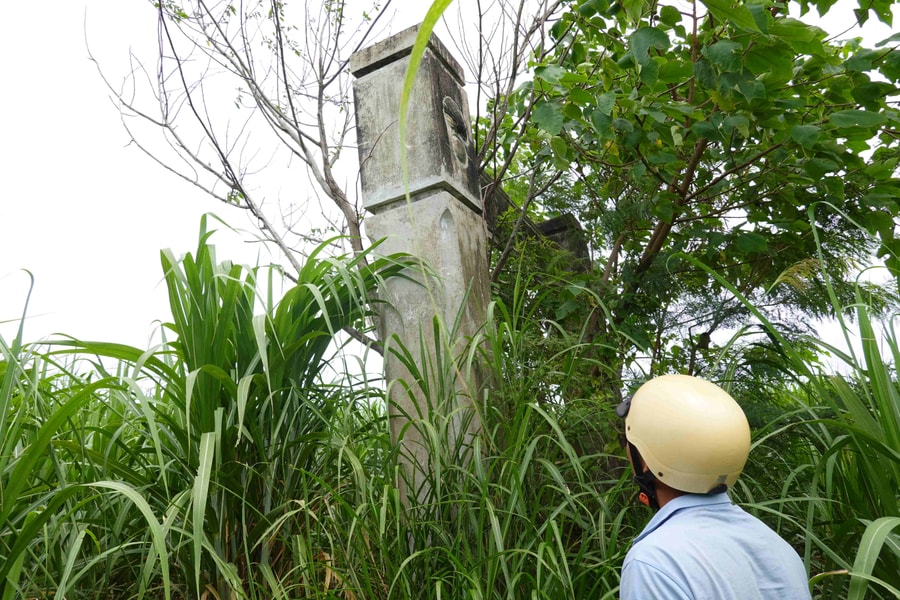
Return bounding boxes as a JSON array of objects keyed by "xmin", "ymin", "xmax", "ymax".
[{"xmin": 633, "ymin": 492, "xmax": 733, "ymax": 544}]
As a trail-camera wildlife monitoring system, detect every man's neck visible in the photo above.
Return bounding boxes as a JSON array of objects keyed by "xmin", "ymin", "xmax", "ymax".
[{"xmin": 655, "ymin": 482, "xmax": 687, "ymax": 508}]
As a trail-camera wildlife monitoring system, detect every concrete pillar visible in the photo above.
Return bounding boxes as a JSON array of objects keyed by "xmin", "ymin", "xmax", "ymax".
[{"xmin": 350, "ymin": 26, "xmax": 488, "ymax": 499}]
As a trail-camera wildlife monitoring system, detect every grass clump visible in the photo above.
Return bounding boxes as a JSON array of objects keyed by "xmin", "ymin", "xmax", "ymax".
[{"xmin": 1, "ymin": 216, "xmax": 898, "ymax": 598}]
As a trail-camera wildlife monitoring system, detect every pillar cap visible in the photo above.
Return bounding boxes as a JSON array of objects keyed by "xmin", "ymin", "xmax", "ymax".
[{"xmin": 350, "ymin": 24, "xmax": 464, "ymax": 84}]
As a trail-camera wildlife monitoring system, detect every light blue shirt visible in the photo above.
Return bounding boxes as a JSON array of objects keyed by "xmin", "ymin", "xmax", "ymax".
[{"xmin": 620, "ymin": 493, "xmax": 811, "ymax": 599}]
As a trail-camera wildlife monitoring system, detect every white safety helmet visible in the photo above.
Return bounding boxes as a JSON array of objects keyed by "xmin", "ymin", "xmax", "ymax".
[{"xmin": 617, "ymin": 374, "xmax": 751, "ymax": 494}]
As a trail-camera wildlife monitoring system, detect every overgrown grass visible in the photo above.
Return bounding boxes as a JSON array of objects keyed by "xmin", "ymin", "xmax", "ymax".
[
  {"xmin": 1, "ymin": 218, "xmax": 898, "ymax": 598},
  {"xmin": 691, "ymin": 247, "xmax": 900, "ymax": 599}
]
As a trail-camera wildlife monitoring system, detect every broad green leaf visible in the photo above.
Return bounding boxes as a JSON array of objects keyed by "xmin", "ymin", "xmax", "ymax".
[
  {"xmin": 845, "ymin": 49, "xmax": 879, "ymax": 72},
  {"xmin": 821, "ymin": 176, "xmax": 845, "ymax": 201},
  {"xmin": 659, "ymin": 4, "xmax": 681, "ymax": 25},
  {"xmin": 591, "ymin": 109, "xmax": 613, "ymax": 138},
  {"xmin": 562, "ymin": 103, "xmax": 582, "ymax": 120},
  {"xmin": 648, "ymin": 151, "xmax": 678, "ymax": 164},
  {"xmin": 744, "ymin": 43, "xmax": 794, "ymax": 84},
  {"xmin": 830, "ymin": 109, "xmax": 886, "ymax": 128},
  {"xmin": 533, "ymin": 101, "xmax": 565, "ymax": 135},
  {"xmin": 803, "ymin": 157, "xmax": 839, "ymax": 179},
  {"xmin": 535, "ymin": 65, "xmax": 566, "ymax": 84},
  {"xmin": 652, "ymin": 196, "xmax": 675, "ymax": 221},
  {"xmin": 875, "ymin": 31, "xmax": 900, "ymax": 47},
  {"xmin": 723, "ymin": 114, "xmax": 750, "ymax": 138},
  {"xmin": 700, "ymin": 0, "xmax": 761, "ymax": 32},
  {"xmin": 568, "ymin": 88, "xmax": 594, "ymax": 105},
  {"xmin": 665, "ymin": 103, "xmax": 703, "ymax": 118},
  {"xmin": 632, "ymin": 161, "xmax": 646, "ymax": 179},
  {"xmin": 550, "ymin": 135, "xmax": 568, "ymax": 159},
  {"xmin": 787, "ymin": 219, "xmax": 811, "ymax": 232},
  {"xmin": 851, "ymin": 81, "xmax": 896, "ymax": 108},
  {"xmin": 691, "ymin": 120, "xmax": 721, "ymax": 141},
  {"xmin": 658, "ymin": 60, "xmax": 694, "ymax": 83},
  {"xmin": 790, "ymin": 125, "xmax": 821, "ymax": 148},
  {"xmin": 747, "ymin": 2, "xmax": 770, "ymax": 33},
  {"xmin": 621, "ymin": 0, "xmax": 646, "ymax": 23},
  {"xmin": 737, "ymin": 79, "xmax": 766, "ymax": 102},
  {"xmin": 694, "ymin": 59, "xmax": 717, "ymax": 89},
  {"xmin": 597, "ymin": 92, "xmax": 616, "ymax": 117},
  {"xmin": 712, "ymin": 87, "xmax": 737, "ymax": 109},
  {"xmin": 769, "ymin": 19, "xmax": 825, "ymax": 55},
  {"xmin": 773, "ymin": 97, "xmax": 804, "ymax": 110},
  {"xmin": 554, "ymin": 299, "xmax": 578, "ymax": 320},
  {"xmin": 862, "ymin": 183, "xmax": 900, "ymax": 207},
  {"xmin": 705, "ymin": 40, "xmax": 743, "ymax": 72},
  {"xmin": 865, "ymin": 157, "xmax": 900, "ymax": 180},
  {"xmin": 570, "ymin": 41, "xmax": 587, "ymax": 64},
  {"xmin": 861, "ymin": 210, "xmax": 894, "ymax": 238},
  {"xmin": 617, "ymin": 52, "xmax": 636, "ymax": 69},
  {"xmin": 623, "ymin": 128, "xmax": 644, "ymax": 147},
  {"xmin": 643, "ymin": 108, "xmax": 667, "ymax": 122},
  {"xmin": 578, "ymin": 0, "xmax": 601, "ymax": 17},
  {"xmin": 560, "ymin": 71, "xmax": 590, "ymax": 84},
  {"xmin": 736, "ymin": 231, "xmax": 767, "ymax": 253},
  {"xmin": 640, "ymin": 59, "xmax": 661, "ymax": 85},
  {"xmin": 844, "ymin": 133, "xmax": 875, "ymax": 153},
  {"xmin": 868, "ymin": 0, "xmax": 894, "ymax": 26},
  {"xmin": 629, "ymin": 27, "xmax": 670, "ymax": 66},
  {"xmin": 613, "ymin": 118, "xmax": 634, "ymax": 134}
]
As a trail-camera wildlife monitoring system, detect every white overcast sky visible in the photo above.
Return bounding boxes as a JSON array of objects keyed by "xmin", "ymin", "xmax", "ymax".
[
  {"xmin": 1, "ymin": 1, "xmax": 249, "ymax": 346},
  {"xmin": 0, "ymin": 0, "xmax": 425, "ymax": 347},
  {"xmin": 0, "ymin": 0, "xmax": 895, "ymax": 350}
]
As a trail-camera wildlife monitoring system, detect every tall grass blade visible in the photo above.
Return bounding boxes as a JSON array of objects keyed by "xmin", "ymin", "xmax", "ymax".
[
  {"xmin": 0, "ymin": 379, "xmax": 105, "ymax": 527},
  {"xmin": 848, "ymin": 517, "xmax": 900, "ymax": 600},
  {"xmin": 57, "ymin": 526, "xmax": 87, "ymax": 598},
  {"xmin": 86, "ymin": 480, "xmax": 171, "ymax": 600},
  {"xmin": 193, "ymin": 432, "xmax": 216, "ymax": 597}
]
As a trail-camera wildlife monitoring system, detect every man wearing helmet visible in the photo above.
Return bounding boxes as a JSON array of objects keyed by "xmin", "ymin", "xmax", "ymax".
[{"xmin": 616, "ymin": 374, "xmax": 811, "ymax": 599}]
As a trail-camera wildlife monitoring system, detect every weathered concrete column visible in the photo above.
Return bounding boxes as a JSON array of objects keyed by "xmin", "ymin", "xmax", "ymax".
[{"xmin": 350, "ymin": 25, "xmax": 488, "ymax": 498}]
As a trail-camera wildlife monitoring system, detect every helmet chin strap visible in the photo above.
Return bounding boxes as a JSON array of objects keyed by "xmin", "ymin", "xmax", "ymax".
[{"xmin": 628, "ymin": 443, "xmax": 660, "ymax": 510}]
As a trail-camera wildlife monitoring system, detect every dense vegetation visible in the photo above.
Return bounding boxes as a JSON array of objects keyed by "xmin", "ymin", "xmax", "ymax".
[
  {"xmin": 479, "ymin": 0, "xmax": 900, "ymax": 399},
  {"xmin": 5, "ymin": 0, "xmax": 898, "ymax": 596},
  {"xmin": 1, "ymin": 214, "xmax": 898, "ymax": 599}
]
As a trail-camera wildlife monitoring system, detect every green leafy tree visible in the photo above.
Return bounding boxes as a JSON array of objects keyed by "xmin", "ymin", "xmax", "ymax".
[
  {"xmin": 481, "ymin": 0, "xmax": 900, "ymax": 391},
  {"xmin": 109, "ymin": 0, "xmax": 898, "ymax": 383}
]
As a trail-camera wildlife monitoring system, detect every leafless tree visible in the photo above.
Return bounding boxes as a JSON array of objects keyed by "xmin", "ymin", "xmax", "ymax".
[
  {"xmin": 93, "ymin": 0, "xmax": 399, "ymax": 272},
  {"xmin": 92, "ymin": 0, "xmax": 568, "ymax": 353}
]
